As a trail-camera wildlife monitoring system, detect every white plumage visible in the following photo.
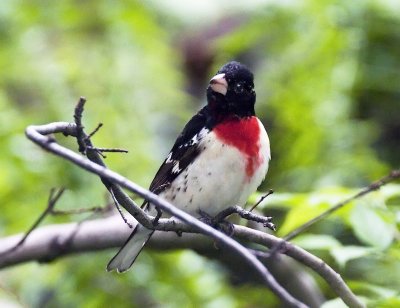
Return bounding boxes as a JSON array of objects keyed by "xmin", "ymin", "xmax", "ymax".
[{"xmin": 107, "ymin": 120, "xmax": 270, "ymax": 273}]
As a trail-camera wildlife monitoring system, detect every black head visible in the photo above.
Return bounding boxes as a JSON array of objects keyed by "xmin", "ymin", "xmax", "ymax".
[{"xmin": 207, "ymin": 61, "xmax": 256, "ymax": 118}]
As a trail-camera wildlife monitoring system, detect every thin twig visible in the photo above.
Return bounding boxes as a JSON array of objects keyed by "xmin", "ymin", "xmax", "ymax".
[
  {"xmin": 72, "ymin": 98, "xmax": 143, "ymax": 229},
  {"xmin": 249, "ymin": 189, "xmax": 274, "ymax": 212},
  {"xmin": 108, "ymin": 190, "xmax": 133, "ymax": 228},
  {"xmin": 268, "ymin": 169, "xmax": 400, "ymax": 258},
  {"xmin": 87, "ymin": 147, "xmax": 128, "ymax": 153},
  {"xmin": 0, "ymin": 188, "xmax": 65, "ymax": 256},
  {"xmin": 285, "ymin": 169, "xmax": 400, "ymax": 241},
  {"xmin": 285, "ymin": 170, "xmax": 400, "ymax": 241},
  {"xmin": 50, "ymin": 206, "xmax": 107, "ymax": 216},
  {"xmin": 85, "ymin": 146, "xmax": 129, "ymax": 159},
  {"xmin": 86, "ymin": 123, "xmax": 103, "ymax": 140}
]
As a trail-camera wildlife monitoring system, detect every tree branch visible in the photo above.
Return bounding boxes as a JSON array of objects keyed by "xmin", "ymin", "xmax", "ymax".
[
  {"xmin": 17, "ymin": 97, "xmax": 381, "ymax": 307},
  {"xmin": 0, "ymin": 217, "xmax": 364, "ymax": 308},
  {"xmin": 234, "ymin": 226, "xmax": 365, "ymax": 308},
  {"xmin": 24, "ymin": 98, "xmax": 307, "ymax": 308}
]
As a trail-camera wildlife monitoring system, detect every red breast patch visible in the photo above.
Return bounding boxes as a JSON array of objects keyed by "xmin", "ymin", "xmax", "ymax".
[{"xmin": 214, "ymin": 116, "xmax": 264, "ymax": 179}]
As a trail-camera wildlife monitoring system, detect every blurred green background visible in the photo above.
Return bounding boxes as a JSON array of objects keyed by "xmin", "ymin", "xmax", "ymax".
[{"xmin": 0, "ymin": 0, "xmax": 399, "ymax": 307}]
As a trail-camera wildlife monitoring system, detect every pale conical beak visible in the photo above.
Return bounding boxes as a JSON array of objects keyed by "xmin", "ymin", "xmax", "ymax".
[{"xmin": 209, "ymin": 73, "xmax": 228, "ymax": 95}]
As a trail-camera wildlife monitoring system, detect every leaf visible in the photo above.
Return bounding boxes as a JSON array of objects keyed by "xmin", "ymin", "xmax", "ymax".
[
  {"xmin": 349, "ymin": 203, "xmax": 395, "ymax": 249},
  {"xmin": 380, "ymin": 184, "xmax": 400, "ymax": 204},
  {"xmin": 349, "ymin": 281, "xmax": 398, "ymax": 299},
  {"xmin": 320, "ymin": 297, "xmax": 350, "ymax": 308},
  {"xmin": 291, "ymin": 234, "xmax": 342, "ymax": 250},
  {"xmin": 330, "ymin": 246, "xmax": 375, "ymax": 268},
  {"xmin": 278, "ymin": 204, "xmax": 326, "ymax": 236},
  {"xmin": 372, "ymin": 297, "xmax": 400, "ymax": 308}
]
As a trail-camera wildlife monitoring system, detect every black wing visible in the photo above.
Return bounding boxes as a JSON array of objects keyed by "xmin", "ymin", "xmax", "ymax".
[{"xmin": 149, "ymin": 106, "xmax": 210, "ymax": 194}]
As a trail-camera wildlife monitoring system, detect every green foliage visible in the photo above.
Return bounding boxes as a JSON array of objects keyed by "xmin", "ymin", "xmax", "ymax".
[
  {"xmin": 217, "ymin": 0, "xmax": 393, "ymax": 191},
  {"xmin": 0, "ymin": 0, "xmax": 399, "ymax": 307},
  {"xmin": 255, "ymin": 184, "xmax": 400, "ymax": 304}
]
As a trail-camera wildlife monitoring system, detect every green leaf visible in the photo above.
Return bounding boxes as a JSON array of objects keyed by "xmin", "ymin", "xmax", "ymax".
[
  {"xmin": 320, "ymin": 297, "xmax": 349, "ymax": 308},
  {"xmin": 349, "ymin": 281, "xmax": 398, "ymax": 299},
  {"xmin": 349, "ymin": 203, "xmax": 395, "ymax": 249},
  {"xmin": 278, "ymin": 199, "xmax": 331, "ymax": 236},
  {"xmin": 291, "ymin": 234, "xmax": 342, "ymax": 250},
  {"xmin": 330, "ymin": 246, "xmax": 375, "ymax": 268},
  {"xmin": 372, "ymin": 297, "xmax": 400, "ymax": 308},
  {"xmin": 380, "ymin": 184, "xmax": 400, "ymax": 204}
]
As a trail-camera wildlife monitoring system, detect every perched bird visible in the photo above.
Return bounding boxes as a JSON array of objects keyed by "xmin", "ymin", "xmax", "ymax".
[{"xmin": 107, "ymin": 61, "xmax": 271, "ymax": 273}]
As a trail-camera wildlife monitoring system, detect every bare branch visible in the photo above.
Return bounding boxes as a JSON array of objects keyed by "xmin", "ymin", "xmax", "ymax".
[
  {"xmin": 0, "ymin": 216, "xmax": 130, "ymax": 268},
  {"xmin": 24, "ymin": 98, "xmax": 307, "ymax": 308},
  {"xmin": 0, "ymin": 217, "xmax": 364, "ymax": 308},
  {"xmin": 21, "ymin": 97, "xmax": 389, "ymax": 307},
  {"xmin": 234, "ymin": 226, "xmax": 365, "ymax": 308}
]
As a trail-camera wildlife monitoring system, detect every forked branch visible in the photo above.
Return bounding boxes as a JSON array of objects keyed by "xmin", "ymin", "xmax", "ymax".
[{"xmin": 24, "ymin": 97, "xmax": 308, "ymax": 308}]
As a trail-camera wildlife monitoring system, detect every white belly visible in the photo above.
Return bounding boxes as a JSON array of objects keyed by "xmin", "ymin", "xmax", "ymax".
[{"xmin": 158, "ymin": 124, "xmax": 270, "ymax": 217}]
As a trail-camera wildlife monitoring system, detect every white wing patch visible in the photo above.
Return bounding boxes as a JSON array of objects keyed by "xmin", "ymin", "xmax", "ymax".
[
  {"xmin": 171, "ymin": 162, "xmax": 181, "ymax": 174},
  {"xmin": 165, "ymin": 153, "xmax": 173, "ymax": 163},
  {"xmin": 178, "ymin": 128, "xmax": 209, "ymax": 149},
  {"xmin": 165, "ymin": 128, "xmax": 209, "ymax": 176}
]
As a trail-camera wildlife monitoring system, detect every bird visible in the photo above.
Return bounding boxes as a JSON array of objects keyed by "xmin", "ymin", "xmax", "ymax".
[{"xmin": 107, "ymin": 61, "xmax": 271, "ymax": 273}]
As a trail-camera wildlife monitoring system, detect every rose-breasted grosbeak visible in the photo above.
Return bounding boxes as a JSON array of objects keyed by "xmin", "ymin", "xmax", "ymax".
[{"xmin": 107, "ymin": 61, "xmax": 271, "ymax": 272}]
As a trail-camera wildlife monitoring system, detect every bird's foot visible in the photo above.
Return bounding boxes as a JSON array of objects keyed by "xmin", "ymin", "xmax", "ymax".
[
  {"xmin": 152, "ymin": 208, "xmax": 163, "ymax": 226},
  {"xmin": 198, "ymin": 210, "xmax": 235, "ymax": 236},
  {"xmin": 214, "ymin": 205, "xmax": 276, "ymax": 231}
]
